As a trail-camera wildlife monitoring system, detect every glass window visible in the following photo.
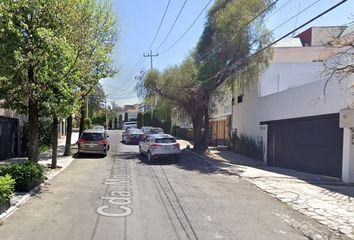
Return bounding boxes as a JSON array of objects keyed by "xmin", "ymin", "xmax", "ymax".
[
  {"xmin": 155, "ymin": 138, "xmax": 176, "ymax": 143},
  {"xmin": 81, "ymin": 133, "xmax": 104, "ymax": 141}
]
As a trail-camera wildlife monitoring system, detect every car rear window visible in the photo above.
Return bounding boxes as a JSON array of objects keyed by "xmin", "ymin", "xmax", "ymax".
[
  {"xmin": 81, "ymin": 133, "xmax": 104, "ymax": 141},
  {"xmin": 155, "ymin": 138, "xmax": 176, "ymax": 143},
  {"xmin": 148, "ymin": 128, "xmax": 164, "ymax": 134},
  {"xmin": 129, "ymin": 129, "xmax": 143, "ymax": 134}
]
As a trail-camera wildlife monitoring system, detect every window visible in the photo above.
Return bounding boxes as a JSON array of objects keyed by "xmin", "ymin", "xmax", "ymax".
[
  {"xmin": 81, "ymin": 133, "xmax": 104, "ymax": 141},
  {"xmin": 155, "ymin": 138, "xmax": 177, "ymax": 143},
  {"xmin": 237, "ymin": 95, "xmax": 243, "ymax": 103}
]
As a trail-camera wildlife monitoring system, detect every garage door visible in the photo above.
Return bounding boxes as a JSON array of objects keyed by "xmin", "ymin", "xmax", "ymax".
[
  {"xmin": 266, "ymin": 114, "xmax": 343, "ymax": 178},
  {"xmin": 0, "ymin": 116, "xmax": 18, "ymax": 160}
]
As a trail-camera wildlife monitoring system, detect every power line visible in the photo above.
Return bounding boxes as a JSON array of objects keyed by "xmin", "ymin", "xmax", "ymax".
[
  {"xmin": 155, "ymin": 0, "xmax": 189, "ymax": 51},
  {"xmin": 197, "ymin": 0, "xmax": 281, "ymax": 62},
  {"xmin": 263, "ymin": 0, "xmax": 293, "ymax": 22},
  {"xmin": 101, "ymin": 83, "xmax": 126, "ymax": 91},
  {"xmin": 111, "ymin": 1, "xmax": 172, "ymax": 97},
  {"xmin": 160, "ymin": 0, "xmax": 213, "ymax": 54},
  {"xmin": 200, "ymin": 0, "xmax": 348, "ymax": 86},
  {"xmin": 148, "ymin": 0, "xmax": 171, "ymax": 50},
  {"xmin": 270, "ymin": 0, "xmax": 321, "ymax": 34},
  {"xmin": 143, "ymin": 50, "xmax": 159, "ymax": 70},
  {"xmin": 230, "ymin": 0, "xmax": 280, "ymax": 41}
]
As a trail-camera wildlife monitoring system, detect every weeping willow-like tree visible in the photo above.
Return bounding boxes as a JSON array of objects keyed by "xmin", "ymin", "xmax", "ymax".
[{"xmin": 141, "ymin": 0, "xmax": 274, "ymax": 152}]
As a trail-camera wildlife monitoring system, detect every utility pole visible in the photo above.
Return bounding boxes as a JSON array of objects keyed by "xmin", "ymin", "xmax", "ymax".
[
  {"xmin": 143, "ymin": 50, "xmax": 158, "ymax": 70},
  {"xmin": 143, "ymin": 50, "xmax": 159, "ymax": 120},
  {"xmin": 104, "ymin": 98, "xmax": 108, "ymax": 129}
]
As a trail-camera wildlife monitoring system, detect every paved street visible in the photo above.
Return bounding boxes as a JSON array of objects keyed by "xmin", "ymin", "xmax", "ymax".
[{"xmin": 0, "ymin": 130, "xmax": 348, "ymax": 240}]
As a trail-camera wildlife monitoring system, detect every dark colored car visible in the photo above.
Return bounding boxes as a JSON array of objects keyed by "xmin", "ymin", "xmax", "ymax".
[
  {"xmin": 122, "ymin": 128, "xmax": 145, "ymax": 144},
  {"xmin": 78, "ymin": 130, "xmax": 109, "ymax": 156}
]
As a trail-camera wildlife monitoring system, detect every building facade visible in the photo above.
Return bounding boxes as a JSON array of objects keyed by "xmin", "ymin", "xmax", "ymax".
[{"xmin": 232, "ymin": 26, "xmax": 354, "ymax": 182}]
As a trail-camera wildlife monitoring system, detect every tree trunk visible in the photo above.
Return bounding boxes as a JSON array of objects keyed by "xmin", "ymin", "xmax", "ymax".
[
  {"xmin": 64, "ymin": 114, "xmax": 73, "ymax": 156},
  {"xmin": 191, "ymin": 113, "xmax": 204, "ymax": 152},
  {"xmin": 202, "ymin": 107, "xmax": 210, "ymax": 151},
  {"xmin": 28, "ymin": 99, "xmax": 39, "ymax": 162},
  {"xmin": 51, "ymin": 116, "xmax": 58, "ymax": 169},
  {"xmin": 27, "ymin": 64, "xmax": 39, "ymax": 162},
  {"xmin": 79, "ymin": 104, "xmax": 86, "ymax": 139}
]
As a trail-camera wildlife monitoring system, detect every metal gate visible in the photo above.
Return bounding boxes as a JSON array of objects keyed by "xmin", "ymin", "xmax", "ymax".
[
  {"xmin": 0, "ymin": 116, "xmax": 18, "ymax": 160},
  {"xmin": 266, "ymin": 114, "xmax": 343, "ymax": 178}
]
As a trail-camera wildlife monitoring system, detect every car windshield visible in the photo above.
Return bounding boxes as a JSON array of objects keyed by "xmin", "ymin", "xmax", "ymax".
[
  {"xmin": 81, "ymin": 132, "xmax": 104, "ymax": 141},
  {"xmin": 155, "ymin": 138, "xmax": 176, "ymax": 143}
]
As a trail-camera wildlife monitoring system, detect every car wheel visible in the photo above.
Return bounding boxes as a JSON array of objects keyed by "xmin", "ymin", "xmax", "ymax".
[{"xmin": 147, "ymin": 151, "xmax": 152, "ymax": 163}]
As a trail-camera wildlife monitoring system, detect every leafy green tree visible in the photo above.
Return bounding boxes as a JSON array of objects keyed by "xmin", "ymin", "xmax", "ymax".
[
  {"xmin": 0, "ymin": 0, "xmax": 80, "ymax": 161},
  {"xmin": 137, "ymin": 112, "xmax": 144, "ymax": 128},
  {"xmin": 0, "ymin": 0, "xmax": 117, "ymax": 163},
  {"xmin": 142, "ymin": 0, "xmax": 272, "ymax": 151}
]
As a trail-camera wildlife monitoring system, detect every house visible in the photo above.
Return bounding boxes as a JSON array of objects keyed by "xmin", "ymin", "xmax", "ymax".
[
  {"xmin": 209, "ymin": 92, "xmax": 232, "ymax": 146},
  {"xmin": 232, "ymin": 26, "xmax": 354, "ymax": 183},
  {"xmin": 0, "ymin": 108, "xmax": 24, "ymax": 160},
  {"xmin": 113, "ymin": 104, "xmax": 139, "ymax": 129}
]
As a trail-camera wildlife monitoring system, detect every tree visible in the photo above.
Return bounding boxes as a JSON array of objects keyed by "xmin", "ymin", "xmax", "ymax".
[
  {"xmin": 118, "ymin": 114, "xmax": 123, "ymax": 129},
  {"xmin": 88, "ymin": 84, "xmax": 107, "ymax": 119},
  {"xmin": 323, "ymin": 28, "xmax": 354, "ymax": 102},
  {"xmin": 0, "ymin": 0, "xmax": 81, "ymax": 161},
  {"xmin": 142, "ymin": 0, "xmax": 272, "ymax": 152},
  {"xmin": 137, "ymin": 112, "xmax": 144, "ymax": 128},
  {"xmin": 0, "ymin": 0, "xmax": 117, "ymax": 164}
]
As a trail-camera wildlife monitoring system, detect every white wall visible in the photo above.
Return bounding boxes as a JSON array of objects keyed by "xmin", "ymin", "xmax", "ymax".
[
  {"xmin": 233, "ymin": 62, "xmax": 353, "ymax": 139},
  {"xmin": 233, "ymin": 76, "xmax": 352, "ymax": 138}
]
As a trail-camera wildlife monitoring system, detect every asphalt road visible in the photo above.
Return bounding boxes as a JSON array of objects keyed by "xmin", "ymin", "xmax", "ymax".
[{"xmin": 0, "ymin": 130, "xmax": 345, "ymax": 240}]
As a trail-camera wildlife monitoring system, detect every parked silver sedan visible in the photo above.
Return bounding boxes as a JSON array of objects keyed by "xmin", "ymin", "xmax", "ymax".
[
  {"xmin": 78, "ymin": 130, "xmax": 109, "ymax": 156},
  {"xmin": 139, "ymin": 134, "xmax": 180, "ymax": 163}
]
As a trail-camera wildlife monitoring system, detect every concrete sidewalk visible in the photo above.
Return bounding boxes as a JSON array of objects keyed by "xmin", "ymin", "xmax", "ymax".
[
  {"xmin": 183, "ymin": 144, "xmax": 354, "ymax": 239},
  {"xmin": 0, "ymin": 132, "xmax": 79, "ymax": 222}
]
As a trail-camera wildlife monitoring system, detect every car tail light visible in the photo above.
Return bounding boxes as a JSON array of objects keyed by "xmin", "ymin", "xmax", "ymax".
[
  {"xmin": 79, "ymin": 139, "xmax": 86, "ymax": 144},
  {"xmin": 98, "ymin": 140, "xmax": 107, "ymax": 145},
  {"xmin": 151, "ymin": 143, "xmax": 161, "ymax": 149},
  {"xmin": 174, "ymin": 143, "xmax": 180, "ymax": 149}
]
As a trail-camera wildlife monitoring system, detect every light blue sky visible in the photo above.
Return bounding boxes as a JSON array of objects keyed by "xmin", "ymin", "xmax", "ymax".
[{"xmin": 101, "ymin": 0, "xmax": 354, "ymax": 106}]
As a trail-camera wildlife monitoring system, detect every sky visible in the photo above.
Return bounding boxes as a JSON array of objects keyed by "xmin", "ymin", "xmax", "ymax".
[{"xmin": 101, "ymin": 0, "xmax": 354, "ymax": 106}]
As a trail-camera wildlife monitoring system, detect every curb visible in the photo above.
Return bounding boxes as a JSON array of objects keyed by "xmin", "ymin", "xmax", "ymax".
[
  {"xmin": 0, "ymin": 155, "xmax": 76, "ymax": 223},
  {"xmin": 183, "ymin": 149, "xmax": 240, "ymax": 175}
]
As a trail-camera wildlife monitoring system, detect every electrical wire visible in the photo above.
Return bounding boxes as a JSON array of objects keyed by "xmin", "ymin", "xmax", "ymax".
[
  {"xmin": 269, "ymin": 0, "xmax": 321, "ymax": 34},
  {"xmin": 109, "ymin": 1, "xmax": 172, "ymax": 100},
  {"xmin": 155, "ymin": 0, "xmax": 188, "ymax": 51},
  {"xmin": 199, "ymin": 0, "xmax": 348, "ymax": 86},
  {"xmin": 196, "ymin": 0, "xmax": 281, "ymax": 62},
  {"xmin": 263, "ymin": 0, "xmax": 293, "ymax": 22},
  {"xmin": 148, "ymin": 0, "xmax": 171, "ymax": 51},
  {"xmin": 160, "ymin": 0, "xmax": 213, "ymax": 54}
]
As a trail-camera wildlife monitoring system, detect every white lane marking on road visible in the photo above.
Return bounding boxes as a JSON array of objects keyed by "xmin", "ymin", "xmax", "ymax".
[{"xmin": 96, "ymin": 158, "xmax": 133, "ymax": 217}]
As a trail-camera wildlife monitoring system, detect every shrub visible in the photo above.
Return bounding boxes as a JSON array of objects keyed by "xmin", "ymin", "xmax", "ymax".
[
  {"xmin": 0, "ymin": 174, "xmax": 15, "ymax": 204},
  {"xmin": 231, "ymin": 133, "xmax": 264, "ymax": 161},
  {"xmin": 0, "ymin": 163, "xmax": 45, "ymax": 192},
  {"xmin": 84, "ymin": 117, "xmax": 92, "ymax": 130},
  {"xmin": 38, "ymin": 144, "xmax": 51, "ymax": 154}
]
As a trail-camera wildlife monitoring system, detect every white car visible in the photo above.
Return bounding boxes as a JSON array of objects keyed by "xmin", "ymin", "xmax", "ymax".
[
  {"xmin": 139, "ymin": 134, "xmax": 180, "ymax": 163},
  {"xmin": 122, "ymin": 121, "xmax": 137, "ymax": 130}
]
